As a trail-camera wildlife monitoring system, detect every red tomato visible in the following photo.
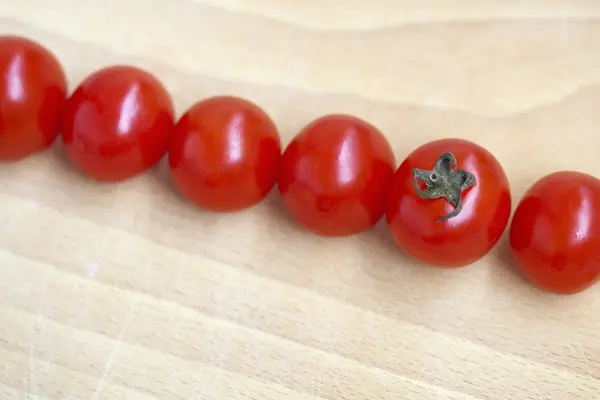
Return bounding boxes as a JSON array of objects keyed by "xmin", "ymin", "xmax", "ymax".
[
  {"xmin": 0, "ymin": 35, "xmax": 67, "ymax": 161},
  {"xmin": 169, "ymin": 96, "xmax": 281, "ymax": 212},
  {"xmin": 278, "ymin": 114, "xmax": 395, "ymax": 237},
  {"xmin": 509, "ymin": 171, "xmax": 600, "ymax": 294},
  {"xmin": 386, "ymin": 138, "xmax": 511, "ymax": 268},
  {"xmin": 62, "ymin": 65, "xmax": 174, "ymax": 182}
]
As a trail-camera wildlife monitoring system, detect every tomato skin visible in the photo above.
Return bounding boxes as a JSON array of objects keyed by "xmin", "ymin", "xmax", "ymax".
[
  {"xmin": 278, "ymin": 114, "xmax": 395, "ymax": 237},
  {"xmin": 509, "ymin": 171, "xmax": 600, "ymax": 294},
  {"xmin": 386, "ymin": 138, "xmax": 511, "ymax": 268},
  {"xmin": 61, "ymin": 65, "xmax": 174, "ymax": 182},
  {"xmin": 0, "ymin": 35, "xmax": 67, "ymax": 161},
  {"xmin": 169, "ymin": 96, "xmax": 281, "ymax": 212}
]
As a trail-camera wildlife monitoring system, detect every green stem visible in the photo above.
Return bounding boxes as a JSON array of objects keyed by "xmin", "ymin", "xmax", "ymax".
[{"xmin": 412, "ymin": 152, "xmax": 476, "ymax": 223}]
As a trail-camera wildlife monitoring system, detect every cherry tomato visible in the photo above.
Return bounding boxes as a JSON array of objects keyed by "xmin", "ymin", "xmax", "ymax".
[
  {"xmin": 509, "ymin": 171, "xmax": 600, "ymax": 294},
  {"xmin": 386, "ymin": 138, "xmax": 511, "ymax": 268},
  {"xmin": 278, "ymin": 114, "xmax": 395, "ymax": 237},
  {"xmin": 0, "ymin": 35, "xmax": 67, "ymax": 161},
  {"xmin": 61, "ymin": 65, "xmax": 174, "ymax": 182},
  {"xmin": 169, "ymin": 96, "xmax": 281, "ymax": 212}
]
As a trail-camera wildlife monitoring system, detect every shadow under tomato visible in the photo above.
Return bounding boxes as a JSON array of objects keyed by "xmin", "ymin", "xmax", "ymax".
[
  {"xmin": 150, "ymin": 156, "xmax": 184, "ymax": 202},
  {"xmin": 263, "ymin": 188, "xmax": 300, "ymax": 229},
  {"xmin": 263, "ymin": 189, "xmax": 384, "ymax": 243},
  {"xmin": 487, "ymin": 233, "xmax": 594, "ymax": 304},
  {"xmin": 361, "ymin": 219, "xmax": 415, "ymax": 268},
  {"xmin": 50, "ymin": 141, "xmax": 133, "ymax": 192},
  {"xmin": 50, "ymin": 140, "xmax": 133, "ymax": 187},
  {"xmin": 50, "ymin": 140, "xmax": 82, "ymax": 178},
  {"xmin": 489, "ymin": 233, "xmax": 542, "ymax": 292},
  {"xmin": 148, "ymin": 156, "xmax": 224, "ymax": 216},
  {"xmin": 349, "ymin": 218, "xmax": 475, "ymax": 298}
]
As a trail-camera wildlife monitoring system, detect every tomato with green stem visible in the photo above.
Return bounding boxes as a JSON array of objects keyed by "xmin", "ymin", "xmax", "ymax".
[{"xmin": 386, "ymin": 138, "xmax": 511, "ymax": 268}]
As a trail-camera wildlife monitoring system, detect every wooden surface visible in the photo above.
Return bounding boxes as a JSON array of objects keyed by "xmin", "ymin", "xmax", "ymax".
[{"xmin": 1, "ymin": 1, "xmax": 600, "ymax": 399}]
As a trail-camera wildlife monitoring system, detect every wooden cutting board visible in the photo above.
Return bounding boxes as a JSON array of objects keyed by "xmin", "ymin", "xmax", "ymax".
[{"xmin": 1, "ymin": 1, "xmax": 599, "ymax": 399}]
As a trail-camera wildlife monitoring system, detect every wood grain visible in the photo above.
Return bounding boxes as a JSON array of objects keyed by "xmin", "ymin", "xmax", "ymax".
[{"xmin": 1, "ymin": 1, "xmax": 600, "ymax": 399}]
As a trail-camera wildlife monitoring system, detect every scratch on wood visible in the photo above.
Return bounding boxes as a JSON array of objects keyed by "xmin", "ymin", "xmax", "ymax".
[{"xmin": 90, "ymin": 293, "xmax": 141, "ymax": 399}]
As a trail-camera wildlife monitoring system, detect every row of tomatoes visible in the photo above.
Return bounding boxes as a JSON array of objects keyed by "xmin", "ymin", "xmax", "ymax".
[{"xmin": 1, "ymin": 35, "xmax": 599, "ymax": 296}]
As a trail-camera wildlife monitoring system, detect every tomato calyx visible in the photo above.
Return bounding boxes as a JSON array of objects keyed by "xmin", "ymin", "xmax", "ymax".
[{"xmin": 412, "ymin": 152, "xmax": 476, "ymax": 222}]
